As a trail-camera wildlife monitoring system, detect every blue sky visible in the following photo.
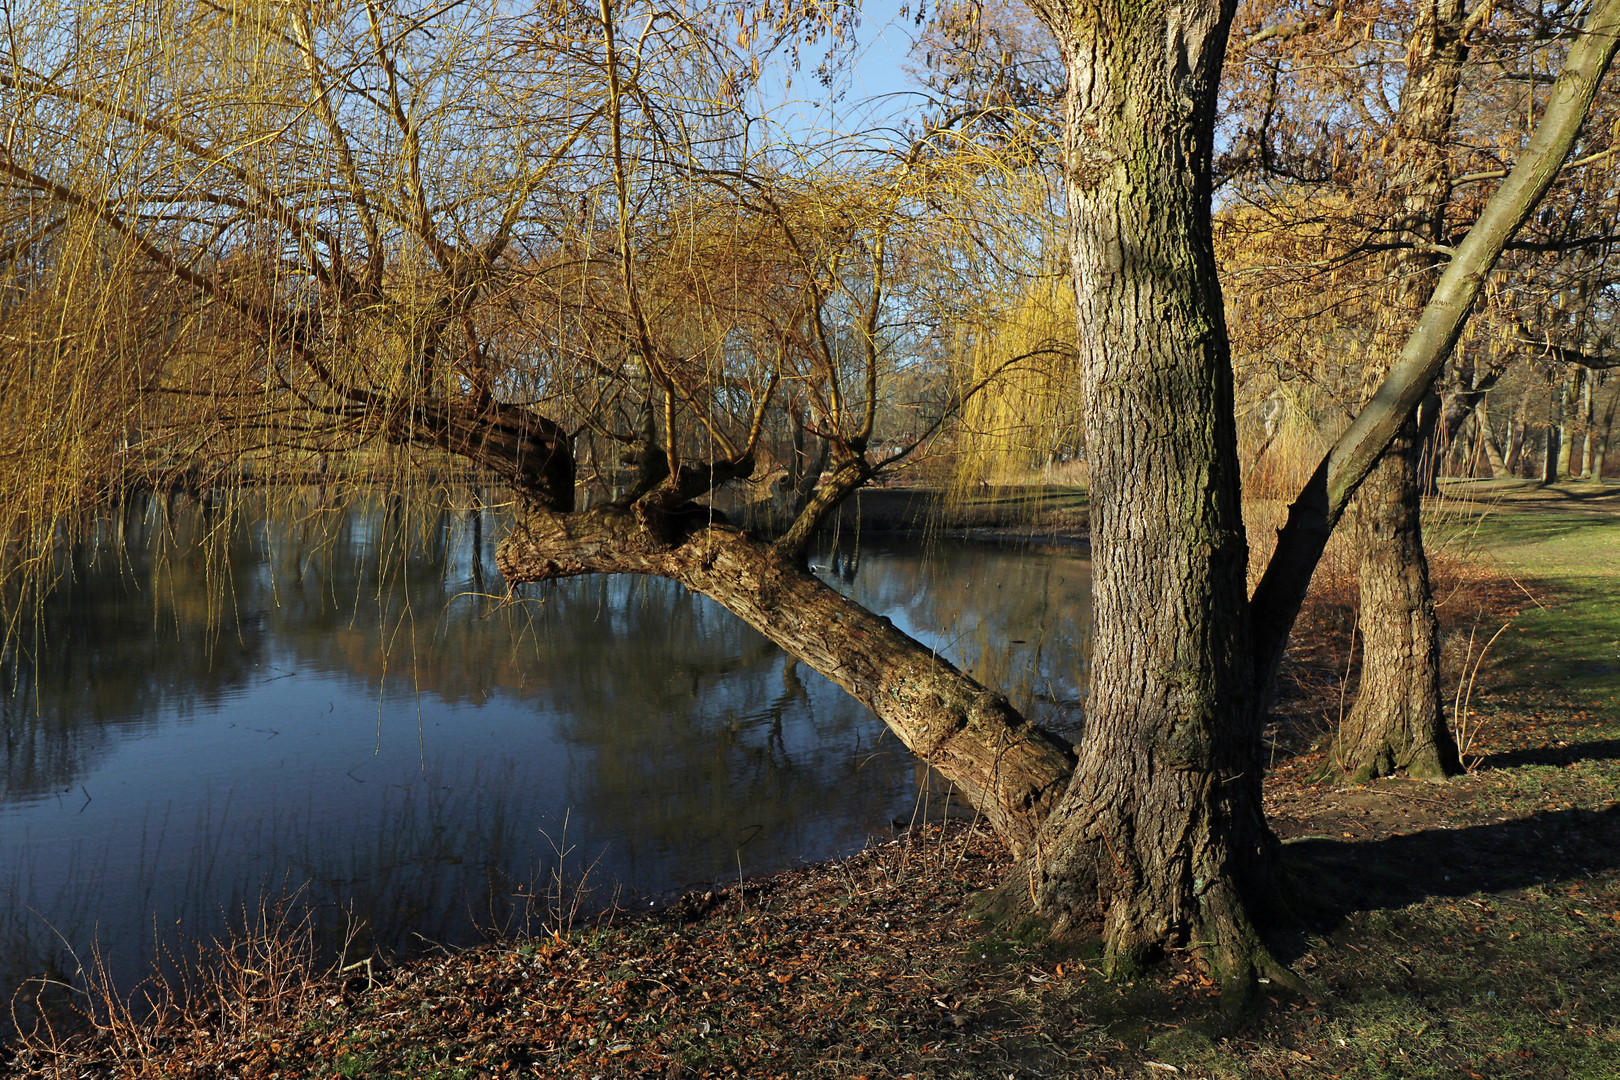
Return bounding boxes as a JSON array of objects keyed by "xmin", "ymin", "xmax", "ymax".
[{"xmin": 752, "ymin": 4, "xmax": 933, "ymax": 140}]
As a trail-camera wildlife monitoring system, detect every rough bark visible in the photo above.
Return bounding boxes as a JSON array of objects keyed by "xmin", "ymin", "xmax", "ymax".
[
  {"xmin": 1330, "ymin": 418, "xmax": 1462, "ymax": 783},
  {"xmin": 1016, "ymin": 0, "xmax": 1285, "ymax": 987},
  {"xmin": 495, "ymin": 505, "xmax": 1076, "ymax": 856}
]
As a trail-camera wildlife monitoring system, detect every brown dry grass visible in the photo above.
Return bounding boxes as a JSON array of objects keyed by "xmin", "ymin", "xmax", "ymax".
[{"xmin": 9, "ymin": 892, "xmax": 353, "ymax": 1079}]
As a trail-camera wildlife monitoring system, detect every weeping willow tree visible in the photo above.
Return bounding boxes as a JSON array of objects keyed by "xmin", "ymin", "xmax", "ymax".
[
  {"xmin": 0, "ymin": 0, "xmax": 1081, "ymax": 848},
  {"xmin": 951, "ymin": 276, "xmax": 1080, "ymax": 490}
]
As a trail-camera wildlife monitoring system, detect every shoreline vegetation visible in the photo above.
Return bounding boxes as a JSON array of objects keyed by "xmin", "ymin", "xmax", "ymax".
[{"xmin": 5, "ymin": 480, "xmax": 1619, "ymax": 1079}]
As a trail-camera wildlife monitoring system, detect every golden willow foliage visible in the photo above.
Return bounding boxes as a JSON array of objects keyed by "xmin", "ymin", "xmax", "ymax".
[
  {"xmin": 949, "ymin": 275, "xmax": 1077, "ymax": 490},
  {"xmin": 0, "ymin": 0, "xmax": 1050, "ymax": 592}
]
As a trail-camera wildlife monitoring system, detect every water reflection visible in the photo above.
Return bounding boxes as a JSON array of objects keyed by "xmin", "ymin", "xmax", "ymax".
[{"xmin": 0, "ymin": 494, "xmax": 1089, "ymax": 1014}]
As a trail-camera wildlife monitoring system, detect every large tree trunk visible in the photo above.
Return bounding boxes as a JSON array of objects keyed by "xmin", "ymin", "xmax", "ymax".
[
  {"xmin": 480, "ymin": 0, "xmax": 1613, "ymax": 1001},
  {"xmin": 1329, "ymin": 0, "xmax": 1467, "ymax": 785},
  {"xmin": 1016, "ymin": 0, "xmax": 1282, "ymax": 987},
  {"xmin": 495, "ymin": 506, "xmax": 1076, "ymax": 855}
]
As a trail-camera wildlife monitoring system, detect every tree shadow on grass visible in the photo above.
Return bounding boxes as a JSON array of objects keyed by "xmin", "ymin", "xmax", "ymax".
[
  {"xmin": 1477, "ymin": 738, "xmax": 1620, "ymax": 770},
  {"xmin": 1271, "ymin": 802, "xmax": 1620, "ymax": 954}
]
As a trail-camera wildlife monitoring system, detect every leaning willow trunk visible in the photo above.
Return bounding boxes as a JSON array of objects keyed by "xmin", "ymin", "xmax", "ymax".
[{"xmin": 496, "ymin": 504, "xmax": 1076, "ymax": 856}]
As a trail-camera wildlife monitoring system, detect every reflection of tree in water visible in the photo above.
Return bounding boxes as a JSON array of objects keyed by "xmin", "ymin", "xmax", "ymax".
[
  {"xmin": 3, "ymin": 496, "xmax": 1086, "ymax": 905},
  {"xmin": 1, "ymin": 493, "xmax": 269, "ymax": 802},
  {"xmin": 277, "ymin": 519, "xmax": 918, "ymax": 886},
  {"xmin": 274, "ymin": 510, "xmax": 917, "ymax": 885},
  {"xmin": 539, "ymin": 609, "xmax": 909, "ymax": 888},
  {"xmin": 251, "ymin": 501, "xmax": 979, "ymax": 888},
  {"xmin": 838, "ymin": 542, "xmax": 1093, "ymax": 737},
  {"xmin": 3, "ymin": 493, "xmax": 922, "ymax": 888}
]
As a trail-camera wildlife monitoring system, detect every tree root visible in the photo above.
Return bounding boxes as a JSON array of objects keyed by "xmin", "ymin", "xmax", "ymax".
[{"xmin": 1198, "ymin": 912, "xmax": 1324, "ymax": 1015}]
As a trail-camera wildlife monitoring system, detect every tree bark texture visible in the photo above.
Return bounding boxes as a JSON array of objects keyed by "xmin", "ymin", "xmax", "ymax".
[
  {"xmin": 1332, "ymin": 418, "xmax": 1461, "ymax": 782},
  {"xmin": 1021, "ymin": 0, "xmax": 1281, "ymax": 984},
  {"xmin": 1331, "ymin": 0, "xmax": 1467, "ymax": 784},
  {"xmin": 495, "ymin": 506, "xmax": 1076, "ymax": 856}
]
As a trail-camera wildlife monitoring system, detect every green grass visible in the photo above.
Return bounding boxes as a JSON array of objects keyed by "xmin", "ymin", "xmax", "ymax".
[{"xmin": 1430, "ymin": 482, "xmax": 1620, "ymax": 705}]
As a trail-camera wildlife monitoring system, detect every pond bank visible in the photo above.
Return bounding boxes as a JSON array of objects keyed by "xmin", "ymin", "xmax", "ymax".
[{"xmin": 7, "ymin": 485, "xmax": 1619, "ymax": 1079}]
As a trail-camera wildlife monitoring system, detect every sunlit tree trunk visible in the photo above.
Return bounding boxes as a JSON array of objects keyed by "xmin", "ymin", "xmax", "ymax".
[
  {"xmin": 1587, "ymin": 372, "xmax": 1600, "ymax": 476},
  {"xmin": 1011, "ymin": 0, "xmax": 1287, "ymax": 987},
  {"xmin": 1543, "ymin": 371, "xmax": 1566, "ymax": 485},
  {"xmin": 1328, "ymin": 0, "xmax": 1466, "ymax": 784},
  {"xmin": 1556, "ymin": 367, "xmax": 1578, "ymax": 479},
  {"xmin": 1330, "ymin": 414, "xmax": 1460, "ymax": 782},
  {"xmin": 1577, "ymin": 366, "xmax": 1595, "ymax": 478}
]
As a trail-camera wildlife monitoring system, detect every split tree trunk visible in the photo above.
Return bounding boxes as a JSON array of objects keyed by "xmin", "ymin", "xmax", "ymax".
[
  {"xmin": 1476, "ymin": 397, "xmax": 1509, "ymax": 478},
  {"xmin": 1437, "ymin": 359, "xmax": 1507, "ymax": 480},
  {"xmin": 1543, "ymin": 372, "xmax": 1566, "ymax": 485},
  {"xmin": 1506, "ymin": 380, "xmax": 1533, "ymax": 474},
  {"xmin": 1327, "ymin": 0, "xmax": 1467, "ymax": 785}
]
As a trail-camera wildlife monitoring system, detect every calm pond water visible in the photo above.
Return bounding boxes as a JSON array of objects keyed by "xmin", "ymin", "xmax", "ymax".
[{"xmin": 0, "ymin": 494, "xmax": 1090, "ymax": 1010}]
